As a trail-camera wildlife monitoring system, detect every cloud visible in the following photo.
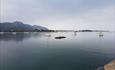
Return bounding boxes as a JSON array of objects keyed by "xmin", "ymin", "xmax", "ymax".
[{"xmin": 0, "ymin": 0, "xmax": 115, "ymax": 30}]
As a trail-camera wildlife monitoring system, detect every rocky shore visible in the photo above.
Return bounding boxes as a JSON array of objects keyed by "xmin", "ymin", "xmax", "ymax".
[{"xmin": 104, "ymin": 60, "xmax": 115, "ymax": 70}]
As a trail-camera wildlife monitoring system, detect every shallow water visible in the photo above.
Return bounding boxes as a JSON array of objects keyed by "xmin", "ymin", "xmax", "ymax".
[{"xmin": 0, "ymin": 32, "xmax": 115, "ymax": 70}]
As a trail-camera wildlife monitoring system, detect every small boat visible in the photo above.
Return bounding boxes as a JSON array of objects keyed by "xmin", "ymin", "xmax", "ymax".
[
  {"xmin": 55, "ymin": 36, "xmax": 66, "ymax": 39},
  {"xmin": 99, "ymin": 32, "xmax": 104, "ymax": 37}
]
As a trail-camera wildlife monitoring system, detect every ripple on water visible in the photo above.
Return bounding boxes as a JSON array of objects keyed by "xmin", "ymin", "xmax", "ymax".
[{"xmin": 96, "ymin": 66, "xmax": 104, "ymax": 70}]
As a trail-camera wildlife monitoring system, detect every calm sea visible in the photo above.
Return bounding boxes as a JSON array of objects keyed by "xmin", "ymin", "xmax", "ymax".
[{"xmin": 0, "ymin": 32, "xmax": 115, "ymax": 70}]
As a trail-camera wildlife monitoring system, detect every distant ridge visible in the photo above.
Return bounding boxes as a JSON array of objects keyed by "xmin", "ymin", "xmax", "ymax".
[{"xmin": 0, "ymin": 21, "xmax": 48, "ymax": 32}]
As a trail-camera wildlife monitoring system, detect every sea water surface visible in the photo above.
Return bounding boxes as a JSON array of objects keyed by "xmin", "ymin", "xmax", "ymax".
[{"xmin": 0, "ymin": 32, "xmax": 115, "ymax": 70}]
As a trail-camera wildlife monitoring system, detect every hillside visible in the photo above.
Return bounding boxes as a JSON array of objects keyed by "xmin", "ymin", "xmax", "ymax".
[{"xmin": 0, "ymin": 21, "xmax": 48, "ymax": 32}]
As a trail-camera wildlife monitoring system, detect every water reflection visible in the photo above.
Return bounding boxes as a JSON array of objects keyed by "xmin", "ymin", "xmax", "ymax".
[
  {"xmin": 0, "ymin": 32, "xmax": 107, "ymax": 42},
  {"xmin": 0, "ymin": 32, "xmax": 115, "ymax": 70},
  {"xmin": 0, "ymin": 32, "xmax": 46, "ymax": 42},
  {"xmin": 74, "ymin": 32, "xmax": 77, "ymax": 36}
]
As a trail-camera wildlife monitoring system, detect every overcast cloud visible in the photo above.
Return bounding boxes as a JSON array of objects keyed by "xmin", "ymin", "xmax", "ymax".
[{"xmin": 0, "ymin": 0, "xmax": 115, "ymax": 30}]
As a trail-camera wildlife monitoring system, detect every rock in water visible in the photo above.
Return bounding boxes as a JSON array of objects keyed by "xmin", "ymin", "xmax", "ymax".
[{"xmin": 104, "ymin": 60, "xmax": 115, "ymax": 70}]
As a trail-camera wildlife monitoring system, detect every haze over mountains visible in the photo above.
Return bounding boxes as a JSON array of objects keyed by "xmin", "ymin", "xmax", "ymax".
[
  {"xmin": 0, "ymin": 21, "xmax": 48, "ymax": 32},
  {"xmin": 0, "ymin": 21, "xmax": 110, "ymax": 32}
]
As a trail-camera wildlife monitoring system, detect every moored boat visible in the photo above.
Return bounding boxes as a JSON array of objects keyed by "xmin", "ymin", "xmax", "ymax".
[{"xmin": 55, "ymin": 36, "xmax": 66, "ymax": 39}]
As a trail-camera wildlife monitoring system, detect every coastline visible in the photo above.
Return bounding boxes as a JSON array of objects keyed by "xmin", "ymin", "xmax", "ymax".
[{"xmin": 104, "ymin": 60, "xmax": 115, "ymax": 70}]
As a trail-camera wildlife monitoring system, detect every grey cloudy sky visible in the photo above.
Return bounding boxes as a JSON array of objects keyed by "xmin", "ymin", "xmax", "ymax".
[{"xmin": 0, "ymin": 0, "xmax": 115, "ymax": 30}]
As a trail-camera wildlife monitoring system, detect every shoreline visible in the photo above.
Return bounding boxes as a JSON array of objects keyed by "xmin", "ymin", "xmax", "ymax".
[{"xmin": 104, "ymin": 60, "xmax": 115, "ymax": 70}]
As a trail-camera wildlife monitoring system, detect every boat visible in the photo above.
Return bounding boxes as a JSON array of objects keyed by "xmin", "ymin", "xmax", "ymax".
[
  {"xmin": 55, "ymin": 36, "xmax": 66, "ymax": 39},
  {"xmin": 99, "ymin": 32, "xmax": 104, "ymax": 37}
]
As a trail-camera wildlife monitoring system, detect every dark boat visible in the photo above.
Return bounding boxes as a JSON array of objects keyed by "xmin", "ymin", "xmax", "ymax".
[
  {"xmin": 99, "ymin": 32, "xmax": 104, "ymax": 37},
  {"xmin": 55, "ymin": 36, "xmax": 66, "ymax": 39}
]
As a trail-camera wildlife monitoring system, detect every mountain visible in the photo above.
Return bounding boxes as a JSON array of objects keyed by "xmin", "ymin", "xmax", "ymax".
[{"xmin": 0, "ymin": 21, "xmax": 48, "ymax": 32}]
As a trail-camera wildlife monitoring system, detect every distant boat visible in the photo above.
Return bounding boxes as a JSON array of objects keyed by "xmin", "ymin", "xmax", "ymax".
[
  {"xmin": 99, "ymin": 32, "xmax": 104, "ymax": 37},
  {"xmin": 55, "ymin": 36, "xmax": 66, "ymax": 39}
]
